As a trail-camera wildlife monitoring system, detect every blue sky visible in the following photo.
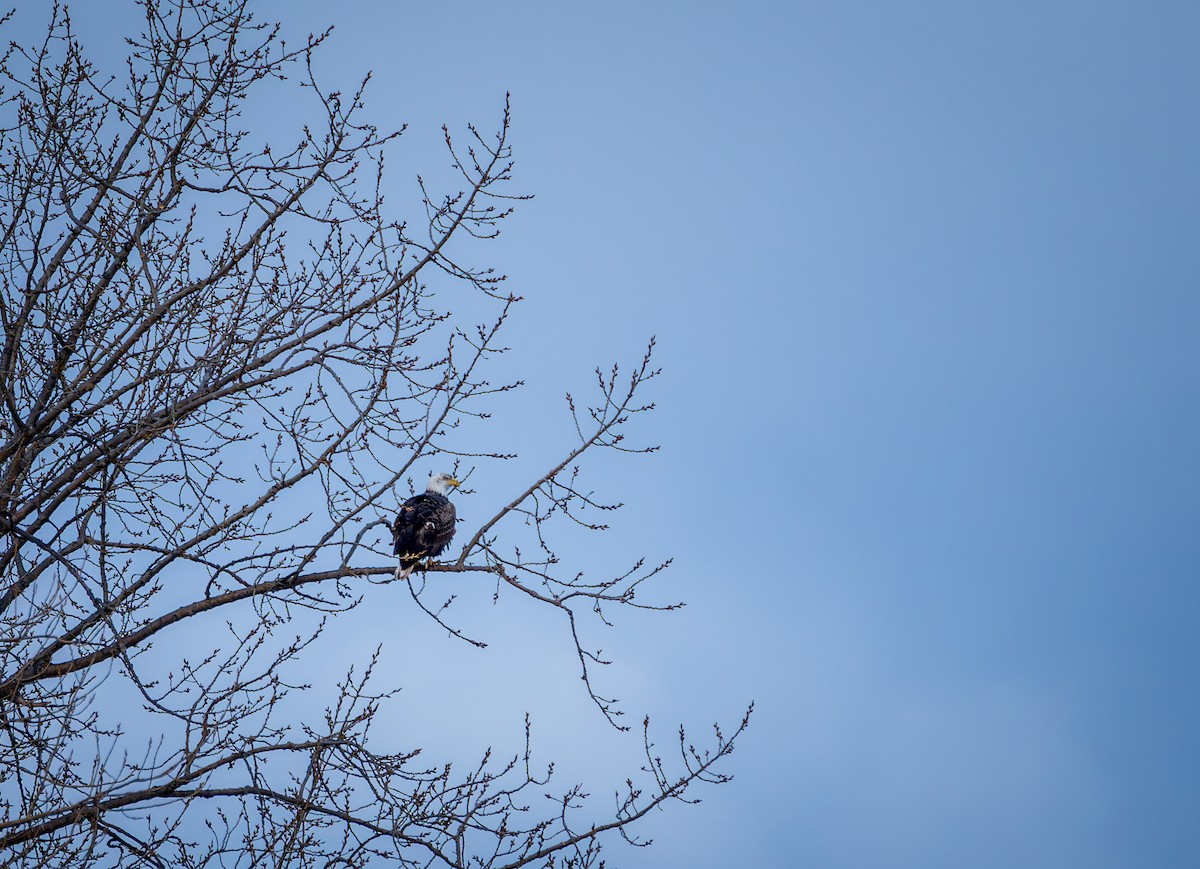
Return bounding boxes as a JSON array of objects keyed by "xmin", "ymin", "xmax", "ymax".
[{"xmin": 26, "ymin": 2, "xmax": 1200, "ymax": 866}]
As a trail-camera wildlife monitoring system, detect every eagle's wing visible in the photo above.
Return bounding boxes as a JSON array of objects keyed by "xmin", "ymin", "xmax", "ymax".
[{"xmin": 422, "ymin": 498, "xmax": 456, "ymax": 556}]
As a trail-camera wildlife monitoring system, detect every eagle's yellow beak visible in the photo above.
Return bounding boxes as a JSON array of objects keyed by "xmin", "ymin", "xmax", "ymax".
[{"xmin": 448, "ymin": 478, "xmax": 461, "ymax": 488}]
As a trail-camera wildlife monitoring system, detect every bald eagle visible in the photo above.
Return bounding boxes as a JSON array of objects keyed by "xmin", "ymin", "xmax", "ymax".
[{"xmin": 393, "ymin": 472, "xmax": 460, "ymax": 579}]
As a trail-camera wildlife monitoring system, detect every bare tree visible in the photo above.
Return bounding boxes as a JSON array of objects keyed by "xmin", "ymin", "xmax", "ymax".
[{"xmin": 0, "ymin": 2, "xmax": 749, "ymax": 866}]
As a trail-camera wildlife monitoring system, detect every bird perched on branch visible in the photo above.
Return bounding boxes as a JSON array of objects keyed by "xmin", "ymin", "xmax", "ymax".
[{"xmin": 393, "ymin": 472, "xmax": 460, "ymax": 579}]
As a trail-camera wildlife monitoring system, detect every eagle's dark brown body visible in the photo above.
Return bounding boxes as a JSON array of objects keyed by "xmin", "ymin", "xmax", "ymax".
[{"xmin": 392, "ymin": 491, "xmax": 456, "ymax": 576}]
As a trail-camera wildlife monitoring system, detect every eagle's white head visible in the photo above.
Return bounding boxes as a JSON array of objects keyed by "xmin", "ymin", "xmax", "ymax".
[{"xmin": 426, "ymin": 471, "xmax": 461, "ymax": 496}]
